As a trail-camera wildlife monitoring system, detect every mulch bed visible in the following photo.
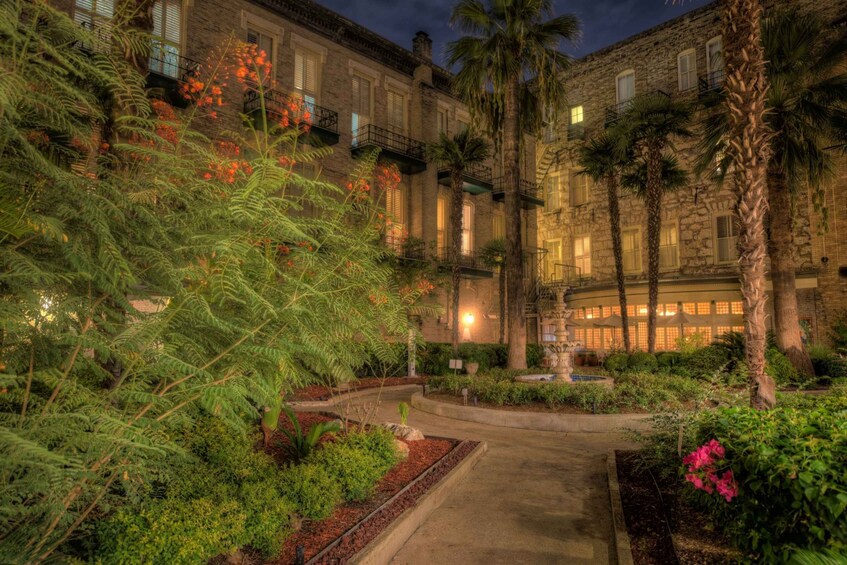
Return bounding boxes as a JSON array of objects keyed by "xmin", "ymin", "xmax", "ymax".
[
  {"xmin": 290, "ymin": 377, "xmax": 428, "ymax": 401},
  {"xmin": 616, "ymin": 450, "xmax": 740, "ymax": 564},
  {"xmin": 249, "ymin": 411, "xmax": 476, "ymax": 564}
]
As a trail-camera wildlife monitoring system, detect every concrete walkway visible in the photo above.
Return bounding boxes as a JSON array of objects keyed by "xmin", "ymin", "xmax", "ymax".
[{"xmin": 331, "ymin": 387, "xmax": 636, "ymax": 565}]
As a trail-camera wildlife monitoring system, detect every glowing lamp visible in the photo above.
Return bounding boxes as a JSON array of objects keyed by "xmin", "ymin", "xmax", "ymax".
[{"xmin": 463, "ymin": 312, "xmax": 475, "ymax": 326}]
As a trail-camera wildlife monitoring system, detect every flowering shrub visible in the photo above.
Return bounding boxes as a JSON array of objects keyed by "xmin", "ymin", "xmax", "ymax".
[{"xmin": 683, "ymin": 440, "xmax": 738, "ymax": 502}]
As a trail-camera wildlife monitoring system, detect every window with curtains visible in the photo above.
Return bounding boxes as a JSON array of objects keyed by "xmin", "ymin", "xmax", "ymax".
[
  {"xmin": 616, "ymin": 70, "xmax": 635, "ymax": 106},
  {"xmin": 659, "ymin": 223, "xmax": 679, "ymax": 268},
  {"xmin": 543, "ymin": 175, "xmax": 560, "ymax": 211},
  {"xmin": 621, "ymin": 228, "xmax": 641, "ymax": 272},
  {"xmin": 436, "ymin": 192, "xmax": 448, "ymax": 258},
  {"xmin": 492, "ymin": 209, "xmax": 505, "ymax": 240},
  {"xmin": 74, "ymin": 0, "xmax": 114, "ymax": 45},
  {"xmin": 570, "ymin": 171, "xmax": 590, "ymax": 207},
  {"xmin": 543, "ymin": 239, "xmax": 562, "ymax": 282},
  {"xmin": 574, "ymin": 235, "xmax": 591, "ymax": 277},
  {"xmin": 386, "ymin": 90, "xmax": 405, "ymax": 134},
  {"xmin": 150, "ymin": 0, "xmax": 182, "ymax": 78},
  {"xmin": 294, "ymin": 50, "xmax": 319, "ymax": 105},
  {"xmin": 461, "ymin": 203, "xmax": 474, "ymax": 254},
  {"xmin": 385, "ymin": 183, "xmax": 405, "ymax": 252},
  {"xmin": 351, "ymin": 74, "xmax": 372, "ymax": 134},
  {"xmin": 246, "ymin": 27, "xmax": 274, "ymax": 65},
  {"xmin": 677, "ymin": 49, "xmax": 696, "ymax": 92},
  {"xmin": 715, "ymin": 213, "xmax": 739, "ymax": 263}
]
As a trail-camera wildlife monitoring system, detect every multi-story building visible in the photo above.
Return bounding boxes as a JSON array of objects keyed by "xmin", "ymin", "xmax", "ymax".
[
  {"xmin": 58, "ymin": 0, "xmax": 540, "ymax": 345},
  {"xmin": 536, "ymin": 0, "xmax": 847, "ymax": 351}
]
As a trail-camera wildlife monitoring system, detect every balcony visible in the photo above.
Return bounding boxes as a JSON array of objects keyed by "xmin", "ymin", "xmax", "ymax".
[
  {"xmin": 436, "ymin": 248, "xmax": 494, "ymax": 279},
  {"xmin": 699, "ymin": 69, "xmax": 726, "ymax": 97},
  {"xmin": 385, "ymin": 235, "xmax": 427, "ymax": 263},
  {"xmin": 351, "ymin": 124, "xmax": 427, "ymax": 174},
  {"xmin": 492, "ymin": 177, "xmax": 544, "ymax": 209},
  {"xmin": 604, "ymin": 90, "xmax": 670, "ymax": 127},
  {"xmin": 244, "ymin": 89, "xmax": 339, "ymax": 146},
  {"xmin": 436, "ymin": 162, "xmax": 494, "ymax": 195},
  {"xmin": 147, "ymin": 46, "xmax": 199, "ymax": 109}
]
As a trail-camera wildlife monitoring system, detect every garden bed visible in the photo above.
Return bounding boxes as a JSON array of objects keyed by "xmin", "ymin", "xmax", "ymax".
[
  {"xmin": 615, "ymin": 450, "xmax": 740, "ymax": 564},
  {"xmin": 291, "ymin": 377, "xmax": 427, "ymax": 401},
  {"xmin": 426, "ymin": 391, "xmax": 667, "ymax": 414}
]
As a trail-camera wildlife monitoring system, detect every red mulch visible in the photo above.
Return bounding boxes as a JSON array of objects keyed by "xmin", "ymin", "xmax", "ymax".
[
  {"xmin": 271, "ymin": 438, "xmax": 461, "ymax": 564},
  {"xmin": 290, "ymin": 377, "xmax": 427, "ymax": 401},
  {"xmin": 616, "ymin": 450, "xmax": 740, "ymax": 564}
]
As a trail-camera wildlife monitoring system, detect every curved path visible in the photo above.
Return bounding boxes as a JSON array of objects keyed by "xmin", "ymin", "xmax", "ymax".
[{"xmin": 325, "ymin": 387, "xmax": 636, "ymax": 564}]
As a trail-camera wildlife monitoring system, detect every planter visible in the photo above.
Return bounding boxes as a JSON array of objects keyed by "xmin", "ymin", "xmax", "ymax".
[
  {"xmin": 465, "ymin": 362, "xmax": 480, "ymax": 376},
  {"xmin": 574, "ymin": 353, "xmax": 586, "ymax": 366}
]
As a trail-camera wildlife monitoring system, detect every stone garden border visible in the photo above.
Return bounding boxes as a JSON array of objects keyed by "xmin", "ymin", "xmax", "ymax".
[
  {"xmin": 607, "ymin": 450, "xmax": 635, "ymax": 565},
  {"xmin": 411, "ymin": 392, "xmax": 653, "ymax": 433}
]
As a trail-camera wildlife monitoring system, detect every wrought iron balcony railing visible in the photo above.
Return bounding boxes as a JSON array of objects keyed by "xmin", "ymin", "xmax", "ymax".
[
  {"xmin": 385, "ymin": 235, "xmax": 426, "ymax": 261},
  {"xmin": 352, "ymin": 124, "xmax": 426, "ymax": 162},
  {"xmin": 698, "ymin": 69, "xmax": 726, "ymax": 96},
  {"xmin": 436, "ymin": 247, "xmax": 493, "ymax": 273},
  {"xmin": 604, "ymin": 90, "xmax": 670, "ymax": 127},
  {"xmin": 149, "ymin": 45, "xmax": 199, "ymax": 82},
  {"xmin": 244, "ymin": 89, "xmax": 339, "ymax": 135},
  {"xmin": 492, "ymin": 177, "xmax": 541, "ymax": 199},
  {"xmin": 437, "ymin": 161, "xmax": 494, "ymax": 184}
]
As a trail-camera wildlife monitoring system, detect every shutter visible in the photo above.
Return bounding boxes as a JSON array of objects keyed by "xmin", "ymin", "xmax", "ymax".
[
  {"xmin": 246, "ymin": 28, "xmax": 258, "ymax": 45},
  {"xmin": 295, "ymin": 52, "xmax": 318, "ymax": 94},
  {"xmin": 96, "ymin": 0, "xmax": 114, "ymax": 17},
  {"xmin": 164, "ymin": 0, "xmax": 181, "ymax": 44},
  {"xmin": 294, "ymin": 52, "xmax": 304, "ymax": 91}
]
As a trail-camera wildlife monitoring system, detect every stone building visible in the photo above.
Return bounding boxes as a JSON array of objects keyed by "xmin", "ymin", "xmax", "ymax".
[
  {"xmin": 58, "ymin": 0, "xmax": 540, "ymax": 345},
  {"xmin": 536, "ymin": 0, "xmax": 847, "ymax": 351}
]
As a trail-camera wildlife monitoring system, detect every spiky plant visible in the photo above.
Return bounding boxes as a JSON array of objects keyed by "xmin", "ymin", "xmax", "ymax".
[{"xmin": 447, "ymin": 0, "xmax": 579, "ymax": 369}]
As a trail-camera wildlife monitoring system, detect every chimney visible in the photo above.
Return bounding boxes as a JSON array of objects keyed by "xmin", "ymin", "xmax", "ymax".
[{"xmin": 413, "ymin": 31, "xmax": 432, "ymax": 61}]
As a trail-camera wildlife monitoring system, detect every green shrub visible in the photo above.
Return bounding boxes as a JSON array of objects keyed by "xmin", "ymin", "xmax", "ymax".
[
  {"xmin": 656, "ymin": 351, "xmax": 682, "ymax": 368},
  {"xmin": 279, "ymin": 463, "xmax": 341, "ymax": 520},
  {"xmin": 98, "ymin": 497, "xmax": 246, "ymax": 565},
  {"xmin": 829, "ymin": 310, "xmax": 847, "ymax": 354},
  {"xmin": 809, "ymin": 345, "xmax": 847, "ymax": 379},
  {"xmin": 309, "ymin": 442, "xmax": 383, "ymax": 502},
  {"xmin": 604, "ymin": 353, "xmax": 630, "ymax": 373},
  {"xmin": 419, "ymin": 342, "xmax": 453, "ymax": 375},
  {"xmin": 682, "ymin": 345, "xmax": 730, "ymax": 379},
  {"xmin": 526, "ymin": 343, "xmax": 545, "ymax": 368},
  {"xmin": 278, "ymin": 405, "xmax": 341, "ymax": 461},
  {"xmin": 238, "ymin": 482, "xmax": 295, "ymax": 556},
  {"xmin": 627, "ymin": 352, "xmax": 658, "ymax": 373},
  {"xmin": 336, "ymin": 428, "xmax": 397, "ymax": 475},
  {"xmin": 765, "ymin": 347, "xmax": 801, "ymax": 386}
]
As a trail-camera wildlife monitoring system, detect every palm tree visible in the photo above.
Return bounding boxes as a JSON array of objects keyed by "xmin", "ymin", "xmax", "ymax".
[
  {"xmin": 447, "ymin": 0, "xmax": 579, "ymax": 369},
  {"xmin": 613, "ymin": 93, "xmax": 693, "ymax": 353},
  {"xmin": 576, "ymin": 134, "xmax": 632, "ymax": 352},
  {"xmin": 698, "ymin": 9, "xmax": 847, "ymax": 379},
  {"xmin": 480, "ymin": 238, "xmax": 507, "ymax": 343},
  {"xmin": 427, "ymin": 129, "xmax": 491, "ymax": 355}
]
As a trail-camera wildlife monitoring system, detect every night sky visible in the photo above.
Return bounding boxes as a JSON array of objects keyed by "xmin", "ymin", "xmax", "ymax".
[{"xmin": 315, "ymin": 0, "xmax": 706, "ymax": 66}]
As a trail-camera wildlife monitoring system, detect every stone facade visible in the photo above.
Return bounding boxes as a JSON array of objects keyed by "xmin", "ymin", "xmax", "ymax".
[
  {"xmin": 536, "ymin": 0, "xmax": 847, "ymax": 350},
  {"xmin": 58, "ymin": 0, "xmax": 539, "ymax": 345}
]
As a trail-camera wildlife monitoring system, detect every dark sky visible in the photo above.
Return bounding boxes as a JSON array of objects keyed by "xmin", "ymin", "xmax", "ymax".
[{"xmin": 315, "ymin": 0, "xmax": 706, "ymax": 67}]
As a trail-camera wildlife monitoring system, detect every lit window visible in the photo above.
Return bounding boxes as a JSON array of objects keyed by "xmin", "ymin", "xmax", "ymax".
[
  {"xmin": 543, "ymin": 239, "xmax": 563, "ymax": 282},
  {"xmin": 574, "ymin": 235, "xmax": 591, "ymax": 277},
  {"xmin": 385, "ymin": 183, "xmax": 405, "ymax": 252},
  {"xmin": 730, "ymin": 301, "xmax": 743, "ymax": 315},
  {"xmin": 351, "ymin": 74, "xmax": 372, "ymax": 134},
  {"xmin": 294, "ymin": 50, "xmax": 320, "ymax": 105},
  {"xmin": 386, "ymin": 90, "xmax": 406, "ymax": 134},
  {"xmin": 732, "ymin": 325, "xmax": 744, "ymax": 333},
  {"xmin": 544, "ymin": 175, "xmax": 560, "ymax": 211},
  {"xmin": 716, "ymin": 302, "xmax": 730, "ymax": 315},
  {"xmin": 715, "ymin": 214, "xmax": 740, "ymax": 263},
  {"xmin": 637, "ymin": 305, "xmax": 648, "ymax": 316},
  {"xmin": 461, "ymin": 202, "xmax": 474, "ymax": 254},
  {"xmin": 683, "ymin": 303, "xmax": 696, "ymax": 314},
  {"xmin": 677, "ymin": 49, "xmax": 697, "ymax": 92},
  {"xmin": 666, "ymin": 303, "xmax": 678, "ymax": 316},
  {"xmin": 570, "ymin": 105, "xmax": 584, "ymax": 125},
  {"xmin": 637, "ymin": 321, "xmax": 648, "ymax": 350},
  {"xmin": 717, "ymin": 326, "xmax": 731, "ymax": 336},
  {"xmin": 570, "ymin": 172, "xmax": 590, "ymax": 207},
  {"xmin": 616, "ymin": 70, "xmax": 635, "ymax": 106},
  {"xmin": 697, "ymin": 302, "xmax": 711, "ymax": 315},
  {"xmin": 574, "ymin": 328, "xmax": 586, "ymax": 345},
  {"xmin": 492, "ymin": 209, "xmax": 505, "ymax": 240},
  {"xmin": 622, "ymin": 228, "xmax": 641, "ymax": 272},
  {"xmin": 659, "ymin": 224, "xmax": 679, "ymax": 269},
  {"xmin": 436, "ymin": 192, "xmax": 448, "ymax": 257}
]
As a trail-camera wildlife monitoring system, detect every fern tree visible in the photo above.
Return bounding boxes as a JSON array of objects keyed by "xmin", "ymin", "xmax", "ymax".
[{"xmin": 0, "ymin": 3, "xmax": 411, "ymax": 561}]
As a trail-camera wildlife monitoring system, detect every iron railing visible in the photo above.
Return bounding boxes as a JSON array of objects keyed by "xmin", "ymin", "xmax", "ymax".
[
  {"xmin": 699, "ymin": 69, "xmax": 726, "ymax": 96},
  {"xmin": 436, "ymin": 248, "xmax": 492, "ymax": 272},
  {"xmin": 492, "ymin": 177, "xmax": 541, "ymax": 199},
  {"xmin": 244, "ymin": 89, "xmax": 339, "ymax": 134},
  {"xmin": 604, "ymin": 90, "xmax": 670, "ymax": 127},
  {"xmin": 438, "ymin": 161, "xmax": 493, "ymax": 184},
  {"xmin": 385, "ymin": 235, "xmax": 426, "ymax": 261},
  {"xmin": 352, "ymin": 124, "xmax": 426, "ymax": 161},
  {"xmin": 149, "ymin": 45, "xmax": 199, "ymax": 82}
]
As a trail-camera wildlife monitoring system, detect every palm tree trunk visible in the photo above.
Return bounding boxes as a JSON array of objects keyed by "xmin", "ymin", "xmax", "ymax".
[
  {"xmin": 499, "ymin": 265, "xmax": 507, "ymax": 344},
  {"xmin": 723, "ymin": 0, "xmax": 776, "ymax": 409},
  {"xmin": 645, "ymin": 144, "xmax": 662, "ymax": 353},
  {"xmin": 766, "ymin": 162, "xmax": 815, "ymax": 377},
  {"xmin": 450, "ymin": 170, "xmax": 464, "ymax": 355},
  {"xmin": 504, "ymin": 76, "xmax": 526, "ymax": 368},
  {"xmin": 607, "ymin": 174, "xmax": 630, "ymax": 352}
]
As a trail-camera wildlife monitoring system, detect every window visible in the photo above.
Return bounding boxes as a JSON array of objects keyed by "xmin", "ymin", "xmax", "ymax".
[
  {"xmin": 385, "ymin": 183, "xmax": 405, "ymax": 252},
  {"xmin": 294, "ymin": 50, "xmax": 319, "ymax": 105},
  {"xmin": 543, "ymin": 175, "xmax": 560, "ymax": 212},
  {"xmin": 461, "ymin": 203, "xmax": 474, "ymax": 254},
  {"xmin": 386, "ymin": 90, "xmax": 406, "ymax": 134},
  {"xmin": 568, "ymin": 104, "xmax": 585, "ymax": 140},
  {"xmin": 74, "ymin": 0, "xmax": 114, "ymax": 46},
  {"xmin": 436, "ymin": 192, "xmax": 448, "ymax": 258},
  {"xmin": 457, "ymin": 119, "xmax": 469, "ymax": 135},
  {"xmin": 542, "ymin": 105, "xmax": 557, "ymax": 143},
  {"xmin": 351, "ymin": 74, "xmax": 372, "ymax": 135},
  {"xmin": 149, "ymin": 1, "xmax": 182, "ymax": 78},
  {"xmin": 543, "ymin": 239, "xmax": 562, "ymax": 282},
  {"xmin": 716, "ymin": 301, "xmax": 730, "ymax": 315},
  {"xmin": 659, "ymin": 223, "xmax": 679, "ymax": 268},
  {"xmin": 492, "ymin": 209, "xmax": 505, "ymax": 240},
  {"xmin": 730, "ymin": 301, "xmax": 743, "ymax": 315},
  {"xmin": 570, "ymin": 171, "xmax": 590, "ymax": 207},
  {"xmin": 621, "ymin": 228, "xmax": 641, "ymax": 272},
  {"xmin": 677, "ymin": 49, "xmax": 696, "ymax": 92},
  {"xmin": 570, "ymin": 105, "xmax": 584, "ymax": 125},
  {"xmin": 616, "ymin": 70, "xmax": 635, "ymax": 106},
  {"xmin": 706, "ymin": 36, "xmax": 724, "ymax": 87},
  {"xmin": 437, "ymin": 109, "xmax": 448, "ymax": 135},
  {"xmin": 715, "ymin": 213, "xmax": 739, "ymax": 263},
  {"xmin": 574, "ymin": 235, "xmax": 591, "ymax": 277},
  {"xmin": 246, "ymin": 27, "xmax": 274, "ymax": 66}
]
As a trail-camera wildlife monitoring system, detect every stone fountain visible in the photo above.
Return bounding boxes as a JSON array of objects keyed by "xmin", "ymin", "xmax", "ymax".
[{"xmin": 544, "ymin": 282, "xmax": 580, "ymax": 382}]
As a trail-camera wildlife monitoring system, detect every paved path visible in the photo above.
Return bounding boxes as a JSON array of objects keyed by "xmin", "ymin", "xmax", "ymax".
[{"xmin": 331, "ymin": 387, "xmax": 635, "ymax": 565}]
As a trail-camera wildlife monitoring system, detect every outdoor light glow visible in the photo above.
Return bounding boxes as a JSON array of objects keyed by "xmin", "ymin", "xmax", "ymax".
[{"xmin": 463, "ymin": 313, "xmax": 475, "ymax": 326}]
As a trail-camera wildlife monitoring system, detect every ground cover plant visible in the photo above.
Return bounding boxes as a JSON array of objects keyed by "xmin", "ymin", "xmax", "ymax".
[{"xmin": 0, "ymin": 4, "xmax": 420, "ymax": 561}]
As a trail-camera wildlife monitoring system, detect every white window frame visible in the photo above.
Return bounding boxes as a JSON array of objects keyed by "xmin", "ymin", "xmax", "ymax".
[
  {"xmin": 714, "ymin": 213, "xmax": 739, "ymax": 264},
  {"xmin": 621, "ymin": 227, "xmax": 642, "ymax": 273},
  {"xmin": 241, "ymin": 12, "xmax": 282, "ymax": 68},
  {"xmin": 616, "ymin": 69, "xmax": 635, "ymax": 105},
  {"xmin": 706, "ymin": 36, "xmax": 724, "ymax": 87},
  {"xmin": 570, "ymin": 171, "xmax": 590, "ymax": 207},
  {"xmin": 574, "ymin": 234, "xmax": 592, "ymax": 277},
  {"xmin": 150, "ymin": 0, "xmax": 184, "ymax": 79},
  {"xmin": 461, "ymin": 201, "xmax": 475, "ymax": 254},
  {"xmin": 677, "ymin": 48, "xmax": 697, "ymax": 92},
  {"xmin": 436, "ymin": 104, "xmax": 450, "ymax": 136},
  {"xmin": 543, "ymin": 239, "xmax": 563, "ymax": 282},
  {"xmin": 349, "ymin": 61, "xmax": 380, "ymax": 136},
  {"xmin": 543, "ymin": 174, "xmax": 560, "ymax": 212},
  {"xmin": 659, "ymin": 222, "xmax": 680, "ymax": 269},
  {"xmin": 291, "ymin": 32, "xmax": 327, "ymax": 105}
]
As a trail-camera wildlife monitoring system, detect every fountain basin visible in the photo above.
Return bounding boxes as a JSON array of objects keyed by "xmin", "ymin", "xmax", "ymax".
[{"xmin": 514, "ymin": 374, "xmax": 614, "ymax": 388}]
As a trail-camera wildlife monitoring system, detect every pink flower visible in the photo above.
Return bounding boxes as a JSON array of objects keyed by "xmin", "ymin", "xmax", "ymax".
[
  {"xmin": 685, "ymin": 474, "xmax": 704, "ymax": 489},
  {"xmin": 683, "ymin": 440, "xmax": 736, "ymax": 503}
]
